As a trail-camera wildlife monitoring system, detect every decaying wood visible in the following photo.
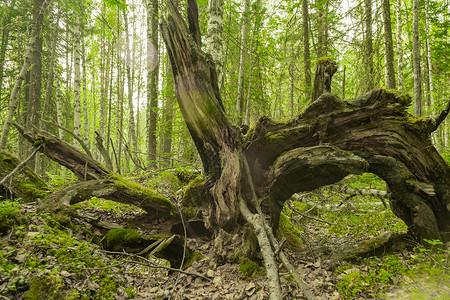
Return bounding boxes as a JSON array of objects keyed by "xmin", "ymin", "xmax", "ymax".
[
  {"xmin": 0, "ymin": 145, "xmax": 42, "ymax": 186},
  {"xmin": 311, "ymin": 58, "xmax": 338, "ymax": 102},
  {"xmin": 0, "ymin": 150, "xmax": 50, "ymax": 202},
  {"xmin": 13, "ymin": 122, "xmax": 109, "ymax": 181}
]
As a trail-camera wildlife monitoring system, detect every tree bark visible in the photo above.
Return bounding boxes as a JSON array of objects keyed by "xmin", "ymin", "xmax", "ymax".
[
  {"xmin": 396, "ymin": 0, "xmax": 404, "ymax": 91},
  {"xmin": 364, "ymin": 0, "xmax": 374, "ymax": 92},
  {"xmin": 412, "ymin": 0, "xmax": 422, "ymax": 117},
  {"xmin": 0, "ymin": 0, "xmax": 50, "ymax": 149},
  {"xmin": 424, "ymin": 0, "xmax": 434, "ymax": 110},
  {"xmin": 302, "ymin": 0, "xmax": 312, "ymax": 102},
  {"xmin": 382, "ymin": 0, "xmax": 396, "ymax": 89},
  {"xmin": 73, "ymin": 8, "xmax": 82, "ymax": 149},
  {"xmin": 146, "ymin": 0, "xmax": 159, "ymax": 165},
  {"xmin": 236, "ymin": 0, "xmax": 250, "ymax": 127},
  {"xmin": 311, "ymin": 58, "xmax": 337, "ymax": 103},
  {"xmin": 205, "ymin": 0, "xmax": 224, "ymax": 89}
]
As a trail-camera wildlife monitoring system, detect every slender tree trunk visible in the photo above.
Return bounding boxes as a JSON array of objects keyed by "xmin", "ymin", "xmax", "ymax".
[
  {"xmin": 73, "ymin": 8, "xmax": 82, "ymax": 148},
  {"xmin": 123, "ymin": 10, "xmax": 138, "ymax": 163},
  {"xmin": 99, "ymin": 2, "xmax": 107, "ymax": 140},
  {"xmin": 56, "ymin": 76, "xmax": 64, "ymax": 139},
  {"xmin": 382, "ymin": 0, "xmax": 396, "ymax": 89},
  {"xmin": 0, "ymin": 0, "xmax": 50, "ymax": 149},
  {"xmin": 316, "ymin": 0, "xmax": 328, "ymax": 58},
  {"xmin": 0, "ymin": 27, "xmax": 9, "ymax": 101},
  {"xmin": 396, "ymin": 0, "xmax": 404, "ymax": 91},
  {"xmin": 82, "ymin": 39, "xmax": 89, "ymax": 148},
  {"xmin": 146, "ymin": 0, "xmax": 159, "ymax": 165},
  {"xmin": 162, "ymin": 59, "xmax": 175, "ymax": 167},
  {"xmin": 302, "ymin": 0, "xmax": 311, "ymax": 102},
  {"xmin": 424, "ymin": 0, "xmax": 434, "ymax": 109},
  {"xmin": 412, "ymin": 0, "xmax": 422, "ymax": 117},
  {"xmin": 43, "ymin": 4, "xmax": 58, "ymax": 127},
  {"xmin": 236, "ymin": 0, "xmax": 250, "ymax": 127},
  {"xmin": 205, "ymin": 0, "xmax": 224, "ymax": 88},
  {"xmin": 365, "ymin": 0, "xmax": 374, "ymax": 92},
  {"xmin": 116, "ymin": 8, "xmax": 123, "ymax": 172}
]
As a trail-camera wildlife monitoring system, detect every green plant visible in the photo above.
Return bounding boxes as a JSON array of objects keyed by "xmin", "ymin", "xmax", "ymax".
[{"xmin": 239, "ymin": 258, "xmax": 264, "ymax": 279}]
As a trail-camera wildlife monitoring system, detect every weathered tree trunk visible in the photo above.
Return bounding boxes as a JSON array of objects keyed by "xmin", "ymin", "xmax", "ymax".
[
  {"xmin": 161, "ymin": 1, "xmax": 241, "ymax": 230},
  {"xmin": 311, "ymin": 58, "xmax": 337, "ymax": 103},
  {"xmin": 161, "ymin": 0, "xmax": 450, "ymax": 244}
]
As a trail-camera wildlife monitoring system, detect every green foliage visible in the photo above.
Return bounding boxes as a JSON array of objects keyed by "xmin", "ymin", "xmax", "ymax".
[
  {"xmin": 336, "ymin": 248, "xmax": 450, "ymax": 299},
  {"xmin": 25, "ymin": 272, "xmax": 66, "ymax": 300},
  {"xmin": 279, "ymin": 208, "xmax": 303, "ymax": 248},
  {"xmin": 73, "ymin": 196, "xmax": 139, "ymax": 214},
  {"xmin": 0, "ymin": 200, "xmax": 27, "ymax": 236},
  {"xmin": 104, "ymin": 228, "xmax": 144, "ymax": 253},
  {"xmin": 239, "ymin": 258, "xmax": 264, "ymax": 279}
]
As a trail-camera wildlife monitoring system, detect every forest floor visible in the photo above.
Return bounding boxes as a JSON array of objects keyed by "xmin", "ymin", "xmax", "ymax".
[{"xmin": 1, "ymin": 174, "xmax": 449, "ymax": 299}]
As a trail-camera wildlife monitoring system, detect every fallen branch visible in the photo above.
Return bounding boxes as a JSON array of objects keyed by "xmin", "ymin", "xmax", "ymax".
[
  {"xmin": 430, "ymin": 99, "xmax": 450, "ymax": 132},
  {"xmin": 0, "ymin": 144, "xmax": 42, "ymax": 186},
  {"xmin": 101, "ymin": 250, "xmax": 210, "ymax": 281},
  {"xmin": 41, "ymin": 118, "xmax": 93, "ymax": 158}
]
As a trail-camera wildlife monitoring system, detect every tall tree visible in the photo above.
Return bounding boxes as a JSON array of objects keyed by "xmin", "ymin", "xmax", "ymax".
[
  {"xmin": 302, "ymin": 0, "xmax": 311, "ymax": 102},
  {"xmin": 73, "ymin": 7, "xmax": 82, "ymax": 148},
  {"xmin": 236, "ymin": 0, "xmax": 250, "ymax": 127},
  {"xmin": 396, "ymin": 0, "xmax": 404, "ymax": 91},
  {"xmin": 364, "ymin": 0, "xmax": 374, "ymax": 91},
  {"xmin": 424, "ymin": 0, "xmax": 434, "ymax": 109},
  {"xmin": 0, "ymin": 0, "xmax": 50, "ymax": 149},
  {"xmin": 123, "ymin": 9, "xmax": 138, "ymax": 162},
  {"xmin": 382, "ymin": 0, "xmax": 396, "ymax": 89},
  {"xmin": 316, "ymin": 0, "xmax": 328, "ymax": 58},
  {"xmin": 412, "ymin": 0, "xmax": 422, "ymax": 116},
  {"xmin": 205, "ymin": 0, "xmax": 224, "ymax": 88},
  {"xmin": 146, "ymin": 0, "xmax": 159, "ymax": 164}
]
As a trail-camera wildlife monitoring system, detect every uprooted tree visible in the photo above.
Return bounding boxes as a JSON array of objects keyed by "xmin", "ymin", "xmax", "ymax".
[{"xmin": 1, "ymin": 0, "xmax": 449, "ymax": 299}]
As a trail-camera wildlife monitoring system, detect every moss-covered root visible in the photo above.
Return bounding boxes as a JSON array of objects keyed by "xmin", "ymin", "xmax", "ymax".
[
  {"xmin": 104, "ymin": 228, "xmax": 199, "ymax": 269},
  {"xmin": 25, "ymin": 273, "xmax": 69, "ymax": 300},
  {"xmin": 0, "ymin": 150, "xmax": 50, "ymax": 202}
]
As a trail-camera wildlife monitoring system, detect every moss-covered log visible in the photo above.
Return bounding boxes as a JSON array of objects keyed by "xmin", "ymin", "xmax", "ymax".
[
  {"xmin": 37, "ymin": 175, "xmax": 177, "ymax": 219},
  {"xmin": 0, "ymin": 150, "xmax": 50, "ymax": 201}
]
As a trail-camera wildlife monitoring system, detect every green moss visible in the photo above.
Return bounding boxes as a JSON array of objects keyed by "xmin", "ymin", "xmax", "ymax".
[
  {"xmin": 239, "ymin": 258, "xmax": 264, "ymax": 279},
  {"xmin": 109, "ymin": 174, "xmax": 177, "ymax": 215},
  {"xmin": 17, "ymin": 182, "xmax": 50, "ymax": 199},
  {"xmin": 0, "ymin": 201, "xmax": 27, "ymax": 236},
  {"xmin": 279, "ymin": 211, "xmax": 303, "ymax": 248},
  {"xmin": 183, "ymin": 176, "xmax": 205, "ymax": 207},
  {"xmin": 25, "ymin": 273, "xmax": 67, "ymax": 300},
  {"xmin": 104, "ymin": 228, "xmax": 145, "ymax": 253},
  {"xmin": 386, "ymin": 89, "xmax": 412, "ymax": 106},
  {"xmin": 317, "ymin": 56, "xmax": 332, "ymax": 64},
  {"xmin": 182, "ymin": 251, "xmax": 202, "ymax": 269}
]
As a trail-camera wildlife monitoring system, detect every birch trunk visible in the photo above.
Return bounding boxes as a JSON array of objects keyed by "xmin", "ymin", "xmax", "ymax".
[{"xmin": 205, "ymin": 0, "xmax": 224, "ymax": 88}]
